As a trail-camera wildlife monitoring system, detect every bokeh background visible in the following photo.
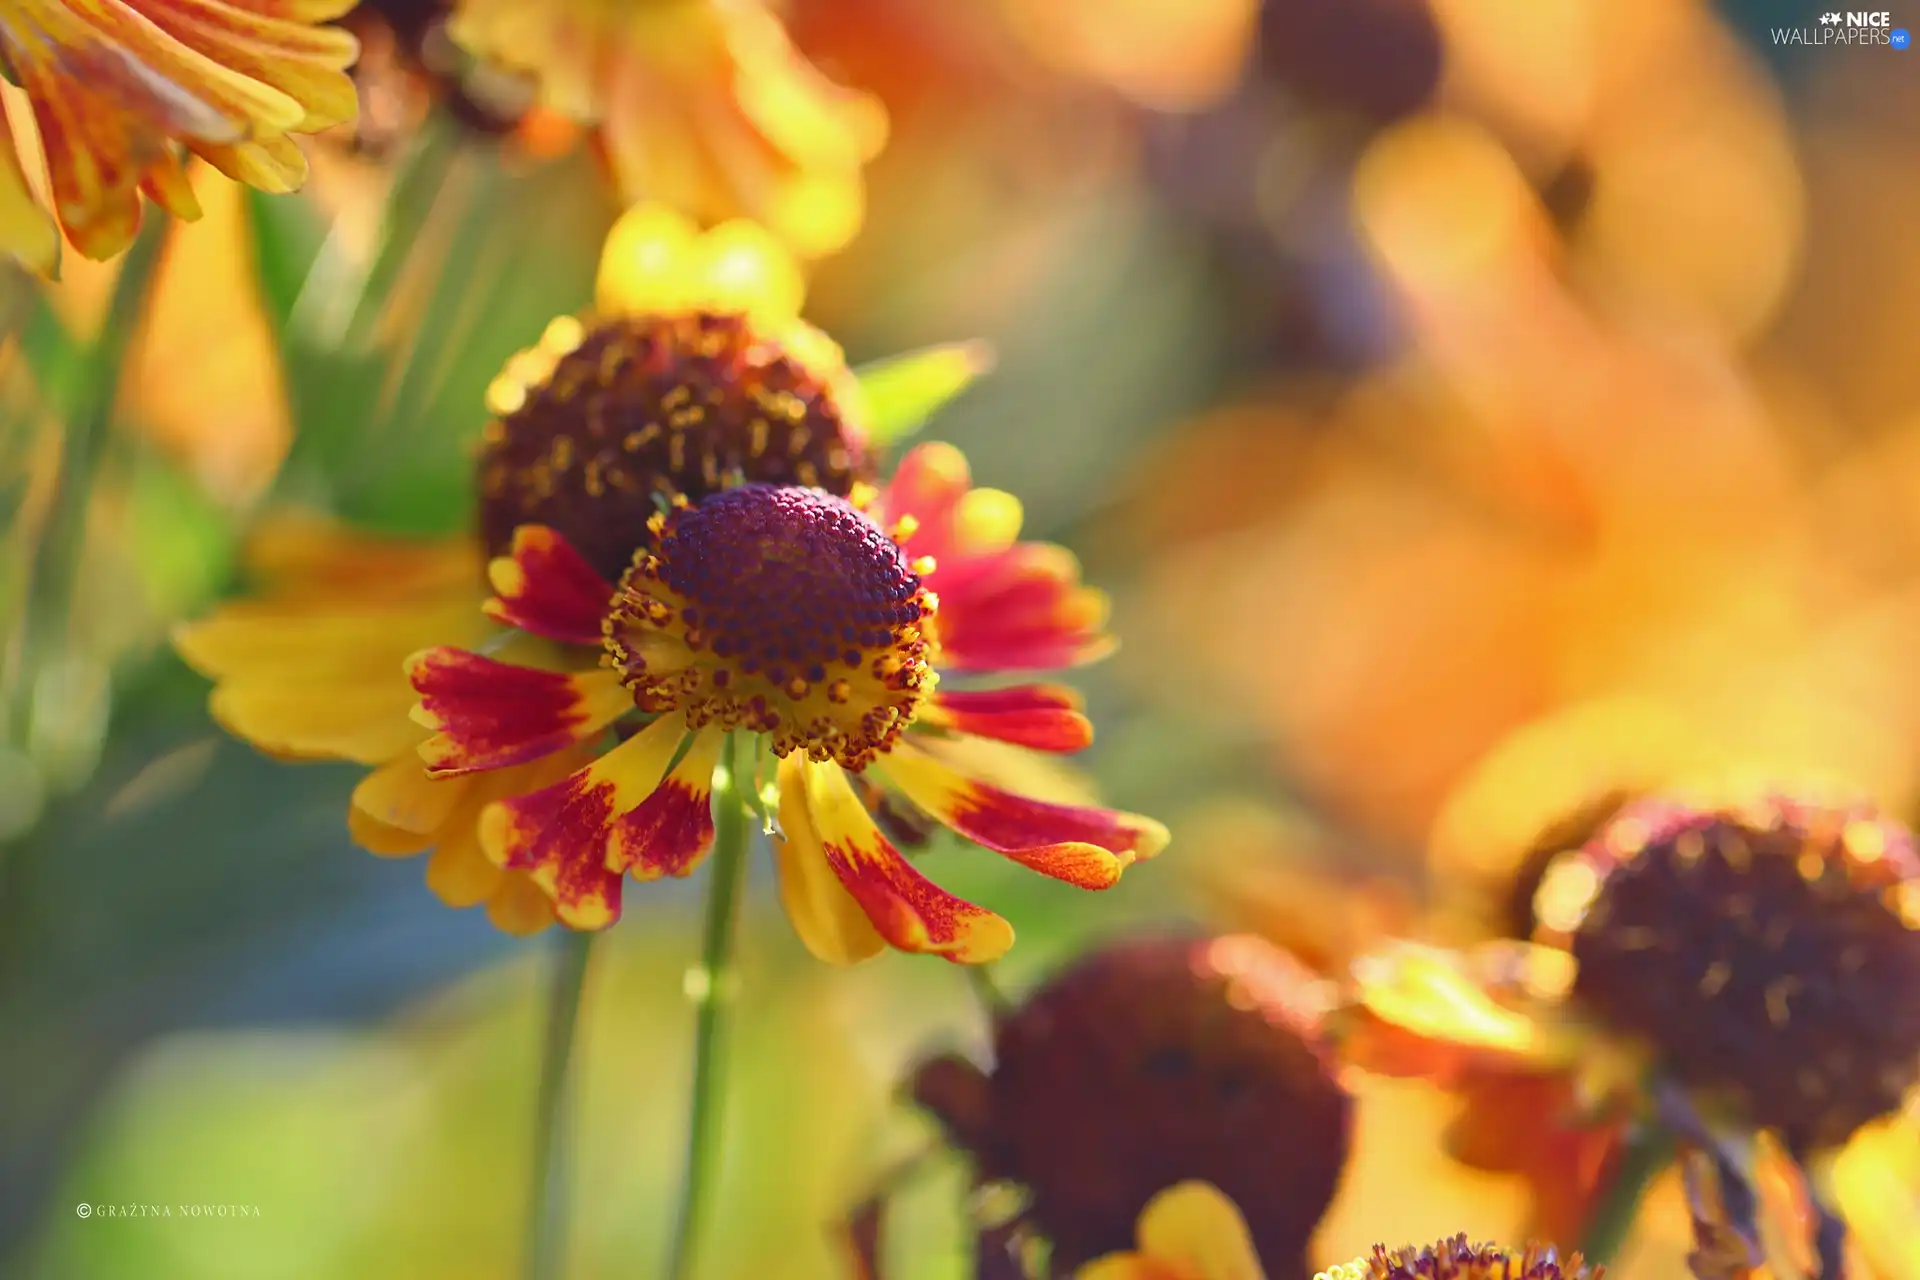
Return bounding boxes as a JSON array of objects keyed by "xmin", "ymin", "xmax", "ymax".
[{"xmin": 3, "ymin": 0, "xmax": 1918, "ymax": 1276}]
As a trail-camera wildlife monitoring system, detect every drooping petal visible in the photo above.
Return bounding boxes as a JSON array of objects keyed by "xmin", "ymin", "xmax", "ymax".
[
  {"xmin": 1342, "ymin": 941, "xmax": 1590, "ymax": 1077},
  {"xmin": 478, "ymin": 716, "xmax": 687, "ymax": 929},
  {"xmin": 486, "ymin": 871, "xmax": 559, "ymax": 937},
  {"xmin": 347, "ymin": 803, "xmax": 435, "ymax": 856},
  {"xmin": 609, "ymin": 727, "xmax": 724, "ymax": 879},
  {"xmin": 484, "ymin": 525, "xmax": 615, "ymax": 646},
  {"xmin": 1079, "ymin": 1182, "xmax": 1265, "ymax": 1280},
  {"xmin": 350, "ymin": 753, "xmax": 468, "ymax": 836},
  {"xmin": 797, "ymin": 757, "xmax": 1014, "ymax": 964},
  {"xmin": 879, "ymin": 739, "xmax": 1166, "ymax": 888},
  {"xmin": 409, "ymin": 650, "xmax": 631, "ymax": 776},
  {"xmin": 426, "ymin": 822, "xmax": 506, "ymax": 908},
  {"xmin": 934, "ymin": 543, "xmax": 1114, "ymax": 673},
  {"xmin": 0, "ymin": 99, "xmax": 59, "ymax": 275},
  {"xmin": 921, "ymin": 684, "xmax": 1093, "ymax": 753},
  {"xmin": 770, "ymin": 754, "xmax": 886, "ymax": 965}
]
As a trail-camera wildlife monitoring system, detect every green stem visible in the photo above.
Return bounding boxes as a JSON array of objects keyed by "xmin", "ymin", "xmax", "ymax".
[
  {"xmin": 965, "ymin": 962, "xmax": 1009, "ymax": 1022},
  {"xmin": 8, "ymin": 214, "xmax": 168, "ymax": 741},
  {"xmin": 1578, "ymin": 1122, "xmax": 1679, "ymax": 1265},
  {"xmin": 524, "ymin": 929, "xmax": 596, "ymax": 1280},
  {"xmin": 666, "ymin": 739, "xmax": 752, "ymax": 1280}
]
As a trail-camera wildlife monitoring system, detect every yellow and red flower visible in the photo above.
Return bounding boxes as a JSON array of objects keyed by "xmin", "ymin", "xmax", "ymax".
[
  {"xmin": 1314, "ymin": 1237, "xmax": 1599, "ymax": 1280},
  {"xmin": 1341, "ymin": 789, "xmax": 1920, "ymax": 1280},
  {"xmin": 405, "ymin": 433, "xmax": 1165, "ymax": 960},
  {"xmin": 175, "ymin": 204, "xmax": 985, "ymax": 936},
  {"xmin": 0, "ymin": 0, "xmax": 359, "ymax": 272},
  {"xmin": 912, "ymin": 936, "xmax": 1349, "ymax": 1271},
  {"xmin": 445, "ymin": 0, "xmax": 886, "ymax": 259}
]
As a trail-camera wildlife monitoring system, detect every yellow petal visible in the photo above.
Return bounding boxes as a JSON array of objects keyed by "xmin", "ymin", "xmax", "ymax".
[
  {"xmin": 770, "ymin": 754, "xmax": 885, "ymax": 965},
  {"xmin": 1133, "ymin": 1182, "xmax": 1264, "ymax": 1280},
  {"xmin": 1349, "ymin": 941, "xmax": 1583, "ymax": 1068},
  {"xmin": 351, "ymin": 754, "xmax": 468, "ymax": 835},
  {"xmin": 1828, "ymin": 1115, "xmax": 1920, "ymax": 1280},
  {"xmin": 595, "ymin": 201, "xmax": 700, "ymax": 315},
  {"xmin": 0, "ymin": 99, "xmax": 58, "ymax": 275},
  {"xmin": 684, "ymin": 216, "xmax": 806, "ymax": 321},
  {"xmin": 485, "ymin": 871, "xmax": 556, "ymax": 936},
  {"xmin": 427, "ymin": 823, "xmax": 507, "ymax": 908}
]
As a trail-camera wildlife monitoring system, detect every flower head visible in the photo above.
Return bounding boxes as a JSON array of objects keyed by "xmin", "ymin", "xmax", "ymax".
[
  {"xmin": 446, "ymin": 0, "xmax": 887, "ymax": 258},
  {"xmin": 0, "ymin": 0, "xmax": 359, "ymax": 272},
  {"xmin": 1315, "ymin": 1237, "xmax": 1600, "ymax": 1280},
  {"xmin": 1535, "ymin": 794, "xmax": 1920, "ymax": 1155},
  {"xmin": 912, "ymin": 936, "xmax": 1350, "ymax": 1273},
  {"xmin": 176, "ymin": 210, "xmax": 934, "ymax": 934},
  {"xmin": 409, "ymin": 436, "xmax": 1164, "ymax": 953},
  {"xmin": 1343, "ymin": 788, "xmax": 1920, "ymax": 1280}
]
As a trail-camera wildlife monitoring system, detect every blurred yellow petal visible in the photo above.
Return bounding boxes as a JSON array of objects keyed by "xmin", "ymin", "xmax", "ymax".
[
  {"xmin": 684, "ymin": 217, "xmax": 806, "ymax": 320},
  {"xmin": 1346, "ymin": 942, "xmax": 1585, "ymax": 1073},
  {"xmin": 1828, "ymin": 1114, "xmax": 1920, "ymax": 1280},
  {"xmin": 594, "ymin": 201, "xmax": 701, "ymax": 315},
  {"xmin": 0, "ymin": 98, "xmax": 59, "ymax": 274},
  {"xmin": 1133, "ymin": 1182, "xmax": 1264, "ymax": 1280},
  {"xmin": 451, "ymin": 0, "xmax": 883, "ymax": 258}
]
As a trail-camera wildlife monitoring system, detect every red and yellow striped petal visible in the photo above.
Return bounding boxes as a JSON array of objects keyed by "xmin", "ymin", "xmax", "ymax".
[
  {"xmin": 771, "ymin": 754, "xmax": 887, "ymax": 965},
  {"xmin": 792, "ymin": 757, "xmax": 1014, "ymax": 964},
  {"xmin": 408, "ymin": 649, "xmax": 631, "ymax": 776},
  {"xmin": 934, "ymin": 543, "xmax": 1114, "ymax": 673},
  {"xmin": 879, "ymin": 739, "xmax": 1166, "ymax": 889},
  {"xmin": 920, "ymin": 684, "xmax": 1092, "ymax": 753},
  {"xmin": 484, "ymin": 525, "xmax": 616, "ymax": 646},
  {"xmin": 478, "ymin": 716, "xmax": 687, "ymax": 929},
  {"xmin": 608, "ymin": 727, "xmax": 724, "ymax": 880}
]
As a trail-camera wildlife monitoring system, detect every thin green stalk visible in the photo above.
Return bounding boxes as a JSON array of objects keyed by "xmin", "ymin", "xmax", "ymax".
[
  {"xmin": 8, "ymin": 215, "xmax": 168, "ymax": 741},
  {"xmin": 1578, "ymin": 1122, "xmax": 1679, "ymax": 1265},
  {"xmin": 666, "ymin": 738, "xmax": 752, "ymax": 1280},
  {"xmin": 525, "ymin": 929, "xmax": 596, "ymax": 1280},
  {"xmin": 965, "ymin": 962, "xmax": 1009, "ymax": 1022}
]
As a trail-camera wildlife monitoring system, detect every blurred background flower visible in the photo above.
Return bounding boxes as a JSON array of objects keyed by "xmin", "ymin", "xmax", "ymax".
[{"xmin": 5, "ymin": 0, "xmax": 1920, "ymax": 1276}]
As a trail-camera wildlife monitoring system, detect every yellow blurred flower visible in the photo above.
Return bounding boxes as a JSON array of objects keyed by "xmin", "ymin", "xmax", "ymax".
[
  {"xmin": 173, "ymin": 207, "xmax": 860, "ymax": 935},
  {"xmin": 445, "ymin": 0, "xmax": 887, "ymax": 258},
  {"xmin": 0, "ymin": 0, "xmax": 359, "ymax": 273}
]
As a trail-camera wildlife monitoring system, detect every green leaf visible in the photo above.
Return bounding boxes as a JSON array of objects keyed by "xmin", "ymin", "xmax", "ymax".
[
  {"xmin": 241, "ymin": 187, "xmax": 326, "ymax": 337},
  {"xmin": 853, "ymin": 341, "xmax": 996, "ymax": 447},
  {"xmin": 123, "ymin": 443, "xmax": 237, "ymax": 623}
]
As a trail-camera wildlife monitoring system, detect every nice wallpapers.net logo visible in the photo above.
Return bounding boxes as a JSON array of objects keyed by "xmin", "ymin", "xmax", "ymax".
[{"xmin": 1774, "ymin": 10, "xmax": 1912, "ymax": 45}]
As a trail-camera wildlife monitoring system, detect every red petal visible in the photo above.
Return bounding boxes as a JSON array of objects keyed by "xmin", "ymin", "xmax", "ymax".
[{"xmin": 925, "ymin": 684, "xmax": 1092, "ymax": 753}]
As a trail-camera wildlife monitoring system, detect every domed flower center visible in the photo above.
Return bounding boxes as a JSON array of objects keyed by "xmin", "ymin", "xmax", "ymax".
[
  {"xmin": 912, "ymin": 937, "xmax": 1351, "ymax": 1275},
  {"xmin": 1533, "ymin": 794, "xmax": 1920, "ymax": 1152},
  {"xmin": 1318, "ymin": 1236, "xmax": 1597, "ymax": 1280},
  {"xmin": 478, "ymin": 311, "xmax": 869, "ymax": 583},
  {"xmin": 603, "ymin": 485, "xmax": 934, "ymax": 769}
]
